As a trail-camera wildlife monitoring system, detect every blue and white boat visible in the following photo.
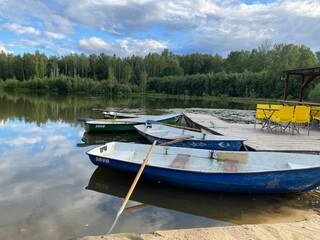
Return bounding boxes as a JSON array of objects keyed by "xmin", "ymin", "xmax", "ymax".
[
  {"xmin": 86, "ymin": 142, "xmax": 320, "ymax": 193},
  {"xmin": 134, "ymin": 123, "xmax": 246, "ymax": 151}
]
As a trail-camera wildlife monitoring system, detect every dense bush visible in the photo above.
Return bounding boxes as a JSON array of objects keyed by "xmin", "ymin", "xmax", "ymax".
[
  {"xmin": 147, "ymin": 71, "xmax": 280, "ymax": 98},
  {"xmin": 3, "ymin": 79, "xmax": 20, "ymax": 91},
  {"xmin": 19, "ymin": 78, "xmax": 48, "ymax": 92}
]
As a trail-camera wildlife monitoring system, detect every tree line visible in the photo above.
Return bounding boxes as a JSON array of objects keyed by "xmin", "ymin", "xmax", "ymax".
[{"xmin": 0, "ymin": 41, "xmax": 320, "ymax": 100}]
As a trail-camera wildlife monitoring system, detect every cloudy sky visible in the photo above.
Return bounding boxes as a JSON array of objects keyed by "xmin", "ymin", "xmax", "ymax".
[{"xmin": 0, "ymin": 0, "xmax": 319, "ymax": 57}]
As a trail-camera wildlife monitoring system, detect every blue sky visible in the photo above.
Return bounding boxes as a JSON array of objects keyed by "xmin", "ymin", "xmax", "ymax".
[{"xmin": 0, "ymin": 0, "xmax": 319, "ymax": 57}]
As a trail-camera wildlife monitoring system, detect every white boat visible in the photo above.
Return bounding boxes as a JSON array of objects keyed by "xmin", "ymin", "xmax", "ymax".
[
  {"xmin": 86, "ymin": 142, "xmax": 320, "ymax": 193},
  {"xmin": 102, "ymin": 111, "xmax": 144, "ymax": 119}
]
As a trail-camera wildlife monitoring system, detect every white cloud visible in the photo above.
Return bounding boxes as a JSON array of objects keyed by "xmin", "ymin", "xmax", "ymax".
[
  {"xmin": 44, "ymin": 31, "xmax": 66, "ymax": 40},
  {"xmin": 117, "ymin": 38, "xmax": 168, "ymax": 56},
  {"xmin": 78, "ymin": 36, "xmax": 167, "ymax": 57},
  {"xmin": 6, "ymin": 136, "xmax": 42, "ymax": 146},
  {"xmin": 1, "ymin": 0, "xmax": 320, "ymax": 56},
  {"xmin": 78, "ymin": 37, "xmax": 113, "ymax": 53},
  {"xmin": 43, "ymin": 14, "xmax": 74, "ymax": 35},
  {"xmin": 0, "ymin": 45, "xmax": 8, "ymax": 54},
  {"xmin": 2, "ymin": 23, "xmax": 40, "ymax": 36},
  {"xmin": 282, "ymin": 0, "xmax": 320, "ymax": 18}
]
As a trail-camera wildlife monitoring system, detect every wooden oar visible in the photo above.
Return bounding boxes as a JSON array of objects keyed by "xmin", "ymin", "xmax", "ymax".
[
  {"xmin": 159, "ymin": 136, "xmax": 193, "ymax": 146},
  {"xmin": 107, "ymin": 140, "xmax": 157, "ymax": 234},
  {"xmin": 106, "ymin": 137, "xmax": 191, "ymax": 234},
  {"xmin": 123, "ymin": 203, "xmax": 148, "ymax": 213}
]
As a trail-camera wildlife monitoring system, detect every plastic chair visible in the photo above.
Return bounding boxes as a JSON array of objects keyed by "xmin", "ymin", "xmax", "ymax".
[
  {"xmin": 311, "ymin": 106, "xmax": 320, "ymax": 127},
  {"xmin": 254, "ymin": 104, "xmax": 270, "ymax": 129},
  {"xmin": 269, "ymin": 104, "xmax": 281, "ymax": 122},
  {"xmin": 292, "ymin": 105, "xmax": 311, "ymax": 135},
  {"xmin": 270, "ymin": 106, "xmax": 294, "ymax": 133}
]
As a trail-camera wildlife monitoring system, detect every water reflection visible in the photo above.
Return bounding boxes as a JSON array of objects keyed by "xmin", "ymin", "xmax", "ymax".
[
  {"xmin": 0, "ymin": 92, "xmax": 257, "ymax": 124},
  {"xmin": 78, "ymin": 131, "xmax": 148, "ymax": 147},
  {"xmin": 87, "ymin": 167, "xmax": 317, "ymax": 229},
  {"xmin": 0, "ymin": 118, "xmax": 97, "ymax": 240}
]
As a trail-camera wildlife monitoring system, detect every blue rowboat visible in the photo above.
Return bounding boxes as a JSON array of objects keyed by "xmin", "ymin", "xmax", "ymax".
[
  {"xmin": 134, "ymin": 123, "xmax": 246, "ymax": 151},
  {"xmin": 86, "ymin": 142, "xmax": 320, "ymax": 193}
]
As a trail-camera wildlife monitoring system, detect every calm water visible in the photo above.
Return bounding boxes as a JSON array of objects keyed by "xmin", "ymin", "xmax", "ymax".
[{"xmin": 0, "ymin": 92, "xmax": 319, "ymax": 240}]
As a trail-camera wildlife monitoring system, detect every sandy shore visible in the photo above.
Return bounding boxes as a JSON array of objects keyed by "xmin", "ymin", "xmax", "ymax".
[{"xmin": 83, "ymin": 214, "xmax": 320, "ymax": 240}]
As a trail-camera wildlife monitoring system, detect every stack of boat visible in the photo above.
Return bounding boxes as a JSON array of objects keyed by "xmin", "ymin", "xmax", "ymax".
[{"xmin": 82, "ymin": 111, "xmax": 320, "ymax": 193}]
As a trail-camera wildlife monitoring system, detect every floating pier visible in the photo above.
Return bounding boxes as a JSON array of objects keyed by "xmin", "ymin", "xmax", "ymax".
[{"xmin": 183, "ymin": 113, "xmax": 320, "ymax": 153}]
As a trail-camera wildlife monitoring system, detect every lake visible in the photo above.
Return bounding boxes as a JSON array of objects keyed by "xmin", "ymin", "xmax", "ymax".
[{"xmin": 0, "ymin": 92, "xmax": 319, "ymax": 240}]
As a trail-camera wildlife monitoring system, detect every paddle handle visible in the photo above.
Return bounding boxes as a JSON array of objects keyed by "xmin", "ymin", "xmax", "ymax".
[
  {"xmin": 120, "ymin": 140, "xmax": 157, "ymax": 209},
  {"xmin": 159, "ymin": 136, "xmax": 193, "ymax": 146}
]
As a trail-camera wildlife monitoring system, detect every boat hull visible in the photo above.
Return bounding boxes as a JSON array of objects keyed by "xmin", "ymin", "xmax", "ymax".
[
  {"xmin": 87, "ymin": 150, "xmax": 320, "ymax": 193},
  {"xmin": 85, "ymin": 122, "xmax": 140, "ymax": 132},
  {"xmin": 136, "ymin": 128, "xmax": 244, "ymax": 151},
  {"xmin": 85, "ymin": 114, "xmax": 181, "ymax": 132}
]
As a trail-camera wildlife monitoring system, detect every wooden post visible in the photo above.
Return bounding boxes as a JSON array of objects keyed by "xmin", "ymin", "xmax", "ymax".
[
  {"xmin": 298, "ymin": 74, "xmax": 304, "ymax": 102},
  {"xmin": 283, "ymin": 73, "xmax": 289, "ymax": 101}
]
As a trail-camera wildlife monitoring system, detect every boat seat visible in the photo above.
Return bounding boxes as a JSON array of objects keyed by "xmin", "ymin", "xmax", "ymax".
[
  {"xmin": 216, "ymin": 152, "xmax": 248, "ymax": 164},
  {"xmin": 107, "ymin": 151, "xmax": 135, "ymax": 160},
  {"xmin": 168, "ymin": 154, "xmax": 190, "ymax": 169}
]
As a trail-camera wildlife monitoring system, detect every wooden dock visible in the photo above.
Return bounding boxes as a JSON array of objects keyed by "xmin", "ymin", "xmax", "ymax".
[{"xmin": 183, "ymin": 113, "xmax": 320, "ymax": 152}]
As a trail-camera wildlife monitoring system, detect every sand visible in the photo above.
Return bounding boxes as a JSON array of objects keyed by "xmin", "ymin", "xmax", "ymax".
[{"xmin": 83, "ymin": 214, "xmax": 320, "ymax": 240}]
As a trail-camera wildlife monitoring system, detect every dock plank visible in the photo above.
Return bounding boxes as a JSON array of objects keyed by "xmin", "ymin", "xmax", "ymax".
[{"xmin": 183, "ymin": 113, "xmax": 320, "ymax": 152}]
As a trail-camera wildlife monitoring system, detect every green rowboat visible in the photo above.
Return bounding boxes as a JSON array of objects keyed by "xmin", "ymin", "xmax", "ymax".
[{"xmin": 84, "ymin": 114, "xmax": 181, "ymax": 132}]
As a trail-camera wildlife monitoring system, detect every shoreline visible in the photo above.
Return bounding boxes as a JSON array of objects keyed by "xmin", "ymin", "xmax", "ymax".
[{"xmin": 83, "ymin": 214, "xmax": 320, "ymax": 240}]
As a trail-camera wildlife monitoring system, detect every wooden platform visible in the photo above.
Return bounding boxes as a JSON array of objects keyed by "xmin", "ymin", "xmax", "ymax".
[{"xmin": 183, "ymin": 113, "xmax": 320, "ymax": 152}]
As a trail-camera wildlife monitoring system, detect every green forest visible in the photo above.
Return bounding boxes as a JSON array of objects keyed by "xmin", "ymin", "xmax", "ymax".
[{"xmin": 1, "ymin": 41, "xmax": 320, "ymax": 101}]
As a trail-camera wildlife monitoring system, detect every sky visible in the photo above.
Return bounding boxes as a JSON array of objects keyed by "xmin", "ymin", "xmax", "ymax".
[{"xmin": 0, "ymin": 0, "xmax": 319, "ymax": 58}]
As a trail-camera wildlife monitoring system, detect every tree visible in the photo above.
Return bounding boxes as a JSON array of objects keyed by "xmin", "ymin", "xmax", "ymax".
[
  {"xmin": 159, "ymin": 49, "xmax": 183, "ymax": 77},
  {"xmin": 0, "ymin": 51, "xmax": 8, "ymax": 79},
  {"xmin": 120, "ymin": 60, "xmax": 133, "ymax": 84},
  {"xmin": 88, "ymin": 54, "xmax": 98, "ymax": 80},
  {"xmin": 107, "ymin": 66, "xmax": 117, "ymax": 91},
  {"xmin": 144, "ymin": 52, "xmax": 162, "ymax": 77},
  {"xmin": 35, "ymin": 51, "xmax": 48, "ymax": 78},
  {"xmin": 130, "ymin": 55, "xmax": 145, "ymax": 85},
  {"xmin": 14, "ymin": 55, "xmax": 25, "ymax": 80},
  {"xmin": 139, "ymin": 71, "xmax": 148, "ymax": 93},
  {"xmin": 23, "ymin": 53, "xmax": 39, "ymax": 80},
  {"xmin": 48, "ymin": 56, "xmax": 59, "ymax": 77},
  {"xmin": 225, "ymin": 50, "xmax": 251, "ymax": 73},
  {"xmin": 78, "ymin": 53, "xmax": 89, "ymax": 78},
  {"xmin": 316, "ymin": 51, "xmax": 320, "ymax": 65}
]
